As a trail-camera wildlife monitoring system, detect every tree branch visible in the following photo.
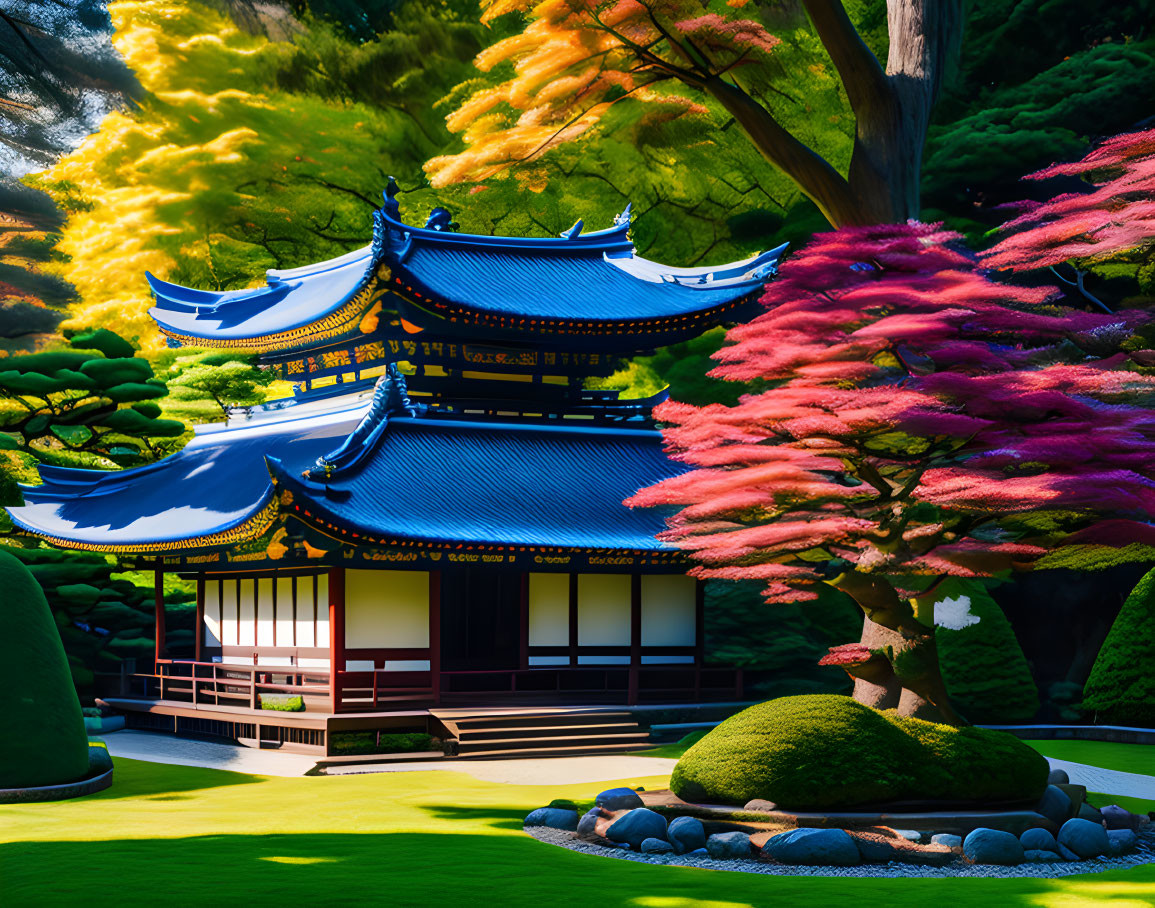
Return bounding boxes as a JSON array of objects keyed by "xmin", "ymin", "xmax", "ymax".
[{"xmin": 801, "ymin": 0, "xmax": 890, "ymax": 118}]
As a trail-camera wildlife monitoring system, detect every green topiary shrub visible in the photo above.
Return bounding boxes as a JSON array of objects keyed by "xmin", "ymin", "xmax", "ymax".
[
  {"xmin": 329, "ymin": 731, "xmax": 436, "ymax": 756},
  {"xmin": 934, "ymin": 579, "xmax": 1040, "ymax": 723},
  {"xmin": 87, "ymin": 740, "xmax": 114, "ymax": 775},
  {"xmin": 259, "ymin": 694, "xmax": 304, "ymax": 712},
  {"xmin": 670, "ymin": 694, "xmax": 1048, "ymax": 810},
  {"xmin": 1083, "ymin": 567, "xmax": 1155, "ymax": 726},
  {"xmin": 0, "ymin": 548, "xmax": 91, "ymax": 789}
]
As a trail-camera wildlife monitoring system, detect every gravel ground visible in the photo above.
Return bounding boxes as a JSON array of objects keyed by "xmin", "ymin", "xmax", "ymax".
[{"xmin": 526, "ymin": 826, "xmax": 1155, "ymax": 878}]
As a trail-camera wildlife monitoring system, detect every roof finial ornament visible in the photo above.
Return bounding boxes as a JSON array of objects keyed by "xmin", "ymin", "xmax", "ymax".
[
  {"xmin": 424, "ymin": 207, "xmax": 457, "ymax": 231},
  {"xmin": 560, "ymin": 220, "xmax": 584, "ymax": 240},
  {"xmin": 382, "ymin": 176, "xmax": 401, "ymax": 219},
  {"xmin": 614, "ymin": 202, "xmax": 632, "ymax": 227},
  {"xmin": 304, "ymin": 363, "xmax": 418, "ymax": 482}
]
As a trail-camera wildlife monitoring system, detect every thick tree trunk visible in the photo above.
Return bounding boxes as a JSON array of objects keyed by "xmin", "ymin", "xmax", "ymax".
[
  {"xmin": 793, "ymin": 0, "xmax": 965, "ymax": 226},
  {"xmin": 826, "ymin": 570, "xmax": 967, "ymax": 725},
  {"xmin": 851, "ymin": 616, "xmax": 902, "ymax": 709}
]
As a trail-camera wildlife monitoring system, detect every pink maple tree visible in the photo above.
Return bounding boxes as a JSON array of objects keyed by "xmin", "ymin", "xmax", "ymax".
[
  {"xmin": 628, "ymin": 222, "xmax": 1155, "ymax": 725},
  {"xmin": 983, "ymin": 128, "xmax": 1155, "ymax": 311}
]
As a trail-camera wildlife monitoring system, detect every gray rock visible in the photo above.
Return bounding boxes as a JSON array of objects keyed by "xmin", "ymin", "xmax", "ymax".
[
  {"xmin": 706, "ymin": 831, "xmax": 754, "ymax": 860},
  {"xmin": 1037, "ymin": 784, "xmax": 1074, "ymax": 824},
  {"xmin": 1078, "ymin": 803, "xmax": 1104, "ymax": 823},
  {"xmin": 1058, "ymin": 818, "xmax": 1110, "ymax": 859},
  {"xmin": 963, "ymin": 828, "xmax": 1025, "ymax": 865},
  {"xmin": 763, "ymin": 828, "xmax": 860, "ymax": 866},
  {"xmin": 686, "ymin": 848, "xmax": 708, "ymax": 857},
  {"xmin": 1024, "ymin": 849, "xmax": 1063, "ymax": 862},
  {"xmin": 576, "ymin": 807, "xmax": 602, "ymax": 838},
  {"xmin": 892, "ymin": 829, "xmax": 922, "ymax": 843},
  {"xmin": 1020, "ymin": 827, "xmax": 1058, "ymax": 853},
  {"xmin": 1058, "ymin": 843, "xmax": 1081, "ymax": 861},
  {"xmin": 854, "ymin": 836, "xmax": 896, "ymax": 863},
  {"xmin": 640, "ymin": 837, "xmax": 675, "ymax": 854},
  {"xmin": 607, "ymin": 808, "xmax": 667, "ymax": 850},
  {"xmin": 1102, "ymin": 805, "xmax": 1140, "ymax": 831},
  {"xmin": 1107, "ymin": 828, "xmax": 1138, "ymax": 855},
  {"xmin": 523, "ymin": 807, "xmax": 579, "ymax": 831},
  {"xmin": 930, "ymin": 833, "xmax": 962, "ymax": 849},
  {"xmin": 1047, "ymin": 768, "xmax": 1070, "ymax": 785},
  {"xmin": 743, "ymin": 799, "xmax": 778, "ymax": 812},
  {"xmin": 596, "ymin": 787, "xmax": 644, "ymax": 811},
  {"xmin": 667, "ymin": 816, "xmax": 706, "ymax": 855}
]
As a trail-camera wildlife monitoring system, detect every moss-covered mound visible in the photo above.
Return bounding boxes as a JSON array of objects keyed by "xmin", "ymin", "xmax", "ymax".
[
  {"xmin": 935, "ymin": 579, "xmax": 1040, "ymax": 723},
  {"xmin": 670, "ymin": 695, "xmax": 1048, "ymax": 810},
  {"xmin": 0, "ymin": 548, "xmax": 91, "ymax": 789},
  {"xmin": 1083, "ymin": 567, "xmax": 1155, "ymax": 726}
]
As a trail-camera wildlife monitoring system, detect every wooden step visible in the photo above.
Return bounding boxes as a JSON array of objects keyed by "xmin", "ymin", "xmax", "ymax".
[
  {"xmin": 450, "ymin": 711, "xmax": 633, "ymax": 729},
  {"xmin": 457, "ymin": 722, "xmax": 642, "ymax": 740},
  {"xmin": 454, "ymin": 741, "xmax": 650, "ymax": 759},
  {"xmin": 457, "ymin": 731, "xmax": 650, "ymax": 751}
]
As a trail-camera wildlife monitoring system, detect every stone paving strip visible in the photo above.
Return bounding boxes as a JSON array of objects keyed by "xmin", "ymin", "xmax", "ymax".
[{"xmin": 101, "ymin": 730, "xmax": 1155, "ymax": 799}]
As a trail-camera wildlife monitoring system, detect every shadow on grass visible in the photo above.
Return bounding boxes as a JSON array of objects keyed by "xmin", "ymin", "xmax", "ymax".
[
  {"xmin": 421, "ymin": 803, "xmax": 535, "ymax": 830},
  {"xmin": 83, "ymin": 759, "xmax": 264, "ymax": 801},
  {"xmin": 3, "ymin": 833, "xmax": 1153, "ymax": 908}
]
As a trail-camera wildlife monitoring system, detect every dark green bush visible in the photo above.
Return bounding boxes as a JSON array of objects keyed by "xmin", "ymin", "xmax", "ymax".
[
  {"xmin": 1083, "ymin": 567, "xmax": 1155, "ymax": 727},
  {"xmin": 259, "ymin": 694, "xmax": 304, "ymax": 712},
  {"xmin": 936, "ymin": 579, "xmax": 1040, "ymax": 723},
  {"xmin": 670, "ymin": 694, "xmax": 1048, "ymax": 810},
  {"xmin": 0, "ymin": 549, "xmax": 91, "ymax": 788},
  {"xmin": 88, "ymin": 741, "xmax": 114, "ymax": 775},
  {"xmin": 329, "ymin": 731, "xmax": 436, "ymax": 756}
]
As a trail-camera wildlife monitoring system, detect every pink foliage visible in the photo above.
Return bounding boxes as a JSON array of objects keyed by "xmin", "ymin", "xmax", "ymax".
[
  {"xmin": 675, "ymin": 14, "xmax": 780, "ymax": 57},
  {"xmin": 628, "ymin": 222, "xmax": 1155, "ymax": 602},
  {"xmin": 984, "ymin": 128, "xmax": 1155, "ymax": 271}
]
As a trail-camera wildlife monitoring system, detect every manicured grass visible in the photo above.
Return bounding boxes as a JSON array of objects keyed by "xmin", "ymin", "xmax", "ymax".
[
  {"xmin": 633, "ymin": 729, "xmax": 708, "ymax": 758},
  {"xmin": 2, "ymin": 758, "xmax": 1154, "ymax": 907},
  {"xmin": 1025, "ymin": 740, "xmax": 1155, "ymax": 777},
  {"xmin": 1089, "ymin": 792, "xmax": 1155, "ymax": 816}
]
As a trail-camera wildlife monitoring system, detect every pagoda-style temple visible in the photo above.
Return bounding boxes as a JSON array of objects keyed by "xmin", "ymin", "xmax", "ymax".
[{"xmin": 9, "ymin": 186, "xmax": 784, "ymax": 756}]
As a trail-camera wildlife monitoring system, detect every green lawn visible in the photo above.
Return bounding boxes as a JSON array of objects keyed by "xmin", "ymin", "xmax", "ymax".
[
  {"xmin": 1026, "ymin": 740, "xmax": 1155, "ymax": 777},
  {"xmin": 2, "ymin": 757, "xmax": 1154, "ymax": 907}
]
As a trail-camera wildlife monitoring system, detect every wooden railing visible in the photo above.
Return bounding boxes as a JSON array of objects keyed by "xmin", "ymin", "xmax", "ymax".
[{"xmin": 135, "ymin": 660, "xmax": 743, "ymax": 713}]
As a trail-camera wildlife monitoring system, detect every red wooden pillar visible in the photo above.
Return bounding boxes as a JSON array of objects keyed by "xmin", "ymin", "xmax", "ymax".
[
  {"xmin": 153, "ymin": 559, "xmax": 166, "ymax": 671},
  {"xmin": 628, "ymin": 574, "xmax": 641, "ymax": 705},
  {"xmin": 568, "ymin": 573, "xmax": 579, "ymax": 668},
  {"xmin": 518, "ymin": 573, "xmax": 529, "ymax": 671},
  {"xmin": 429, "ymin": 571, "xmax": 442, "ymax": 704},
  {"xmin": 328, "ymin": 566, "xmax": 345, "ymax": 714},
  {"xmin": 194, "ymin": 576, "xmax": 205, "ymax": 663}
]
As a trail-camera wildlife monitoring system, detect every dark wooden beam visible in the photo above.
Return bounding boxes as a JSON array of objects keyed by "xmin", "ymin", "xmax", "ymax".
[
  {"xmin": 328, "ymin": 566, "xmax": 346, "ymax": 714},
  {"xmin": 518, "ymin": 572, "xmax": 529, "ymax": 671},
  {"xmin": 629, "ymin": 574, "xmax": 641, "ymax": 705},
  {"xmin": 153, "ymin": 559, "xmax": 166, "ymax": 671},
  {"xmin": 195, "ymin": 575, "xmax": 205, "ymax": 663},
  {"xmin": 695, "ymin": 579, "xmax": 705, "ymax": 702},
  {"xmin": 568, "ymin": 573, "xmax": 579, "ymax": 668},
  {"xmin": 429, "ymin": 571, "xmax": 442, "ymax": 704}
]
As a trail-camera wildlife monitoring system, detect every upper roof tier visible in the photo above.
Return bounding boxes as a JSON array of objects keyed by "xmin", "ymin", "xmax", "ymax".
[
  {"xmin": 8, "ymin": 370, "xmax": 686, "ymax": 557},
  {"xmin": 149, "ymin": 187, "xmax": 785, "ymax": 355}
]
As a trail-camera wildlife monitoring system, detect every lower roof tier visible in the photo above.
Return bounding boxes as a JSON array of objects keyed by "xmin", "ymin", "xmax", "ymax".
[{"xmin": 8, "ymin": 388, "xmax": 685, "ymax": 555}]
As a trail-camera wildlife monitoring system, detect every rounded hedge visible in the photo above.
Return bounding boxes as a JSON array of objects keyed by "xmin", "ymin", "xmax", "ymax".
[
  {"xmin": 1083, "ymin": 567, "xmax": 1155, "ymax": 726},
  {"xmin": 670, "ymin": 694, "xmax": 1048, "ymax": 810},
  {"xmin": 0, "ymin": 548, "xmax": 91, "ymax": 789},
  {"xmin": 936, "ymin": 579, "xmax": 1040, "ymax": 723}
]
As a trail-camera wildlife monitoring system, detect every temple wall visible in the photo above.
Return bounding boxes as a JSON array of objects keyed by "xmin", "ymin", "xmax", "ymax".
[
  {"xmin": 344, "ymin": 569, "xmax": 430, "ymax": 671},
  {"xmin": 204, "ymin": 573, "xmax": 329, "ymax": 667},
  {"xmin": 640, "ymin": 574, "xmax": 696, "ymax": 663},
  {"xmin": 577, "ymin": 574, "xmax": 632, "ymax": 664}
]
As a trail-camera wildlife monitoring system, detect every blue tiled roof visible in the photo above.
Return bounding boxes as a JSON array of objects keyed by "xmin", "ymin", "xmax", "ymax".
[
  {"xmin": 147, "ymin": 199, "xmax": 783, "ymax": 347},
  {"xmin": 148, "ymin": 245, "xmax": 374, "ymax": 343},
  {"xmin": 8, "ymin": 396, "xmax": 367, "ymax": 550},
  {"xmin": 7, "ymin": 394, "xmax": 683, "ymax": 553},
  {"xmin": 272, "ymin": 417, "xmax": 684, "ymax": 550}
]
